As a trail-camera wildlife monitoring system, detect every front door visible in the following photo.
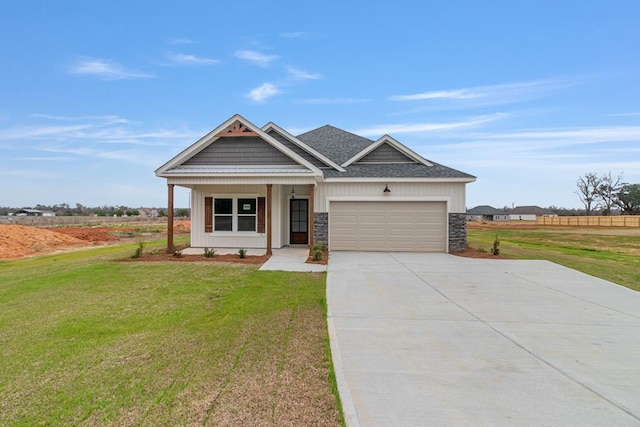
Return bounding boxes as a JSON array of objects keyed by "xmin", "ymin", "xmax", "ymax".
[{"xmin": 290, "ymin": 199, "xmax": 308, "ymax": 244}]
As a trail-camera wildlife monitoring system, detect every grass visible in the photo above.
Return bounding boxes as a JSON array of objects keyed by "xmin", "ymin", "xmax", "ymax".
[
  {"xmin": 467, "ymin": 227, "xmax": 640, "ymax": 291},
  {"xmin": 0, "ymin": 241, "xmax": 342, "ymax": 426}
]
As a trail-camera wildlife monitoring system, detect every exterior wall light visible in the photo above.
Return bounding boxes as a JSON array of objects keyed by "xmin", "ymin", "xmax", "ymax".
[
  {"xmin": 290, "ymin": 186, "xmax": 296, "ymax": 199},
  {"xmin": 383, "ymin": 184, "xmax": 391, "ymax": 193}
]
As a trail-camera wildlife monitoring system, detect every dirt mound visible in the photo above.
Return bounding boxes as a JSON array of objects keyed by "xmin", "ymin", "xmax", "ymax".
[
  {"xmin": 0, "ymin": 225, "xmax": 89, "ymax": 259},
  {"xmin": 161, "ymin": 221, "xmax": 191, "ymax": 234},
  {"xmin": 52, "ymin": 227, "xmax": 135, "ymax": 242}
]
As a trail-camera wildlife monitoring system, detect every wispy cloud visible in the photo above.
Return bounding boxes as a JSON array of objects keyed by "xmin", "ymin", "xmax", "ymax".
[
  {"xmin": 32, "ymin": 113, "xmax": 132, "ymax": 125},
  {"xmin": 354, "ymin": 114, "xmax": 505, "ymax": 137},
  {"xmin": 70, "ymin": 58, "xmax": 154, "ymax": 80},
  {"xmin": 0, "ymin": 125, "xmax": 92, "ymax": 140},
  {"xmin": 166, "ymin": 52, "xmax": 218, "ymax": 65},
  {"xmin": 287, "ymin": 67, "xmax": 321, "ymax": 80},
  {"xmin": 297, "ymin": 97, "xmax": 371, "ymax": 105},
  {"xmin": 280, "ymin": 32, "xmax": 307, "ymax": 38},
  {"xmin": 608, "ymin": 112, "xmax": 640, "ymax": 117},
  {"xmin": 246, "ymin": 83, "xmax": 282, "ymax": 103},
  {"xmin": 168, "ymin": 38, "xmax": 194, "ymax": 45},
  {"xmin": 233, "ymin": 50, "xmax": 278, "ymax": 67},
  {"xmin": 389, "ymin": 78, "xmax": 580, "ymax": 106}
]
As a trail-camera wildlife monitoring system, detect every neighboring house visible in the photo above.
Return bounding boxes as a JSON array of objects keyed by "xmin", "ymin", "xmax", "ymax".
[
  {"xmin": 508, "ymin": 205, "xmax": 558, "ymax": 221},
  {"xmin": 155, "ymin": 114, "xmax": 476, "ymax": 253},
  {"xmin": 13, "ymin": 209, "xmax": 56, "ymax": 217},
  {"xmin": 138, "ymin": 208, "xmax": 159, "ymax": 218},
  {"xmin": 466, "ymin": 205, "xmax": 509, "ymax": 221}
]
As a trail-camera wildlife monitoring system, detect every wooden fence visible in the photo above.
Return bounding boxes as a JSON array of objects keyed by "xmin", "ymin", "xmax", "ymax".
[{"xmin": 536, "ymin": 215, "xmax": 640, "ymax": 227}]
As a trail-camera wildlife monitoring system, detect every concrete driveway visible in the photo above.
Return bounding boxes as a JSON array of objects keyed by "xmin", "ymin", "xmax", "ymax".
[{"xmin": 327, "ymin": 252, "xmax": 640, "ymax": 426}]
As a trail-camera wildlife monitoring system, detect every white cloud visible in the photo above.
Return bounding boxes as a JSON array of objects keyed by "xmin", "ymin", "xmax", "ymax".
[
  {"xmin": 608, "ymin": 112, "xmax": 640, "ymax": 117},
  {"xmin": 297, "ymin": 98, "xmax": 371, "ymax": 105},
  {"xmin": 389, "ymin": 78, "xmax": 580, "ymax": 104},
  {"xmin": 32, "ymin": 113, "xmax": 132, "ymax": 125},
  {"xmin": 246, "ymin": 83, "xmax": 282, "ymax": 103},
  {"xmin": 168, "ymin": 38, "xmax": 194, "ymax": 45},
  {"xmin": 166, "ymin": 52, "xmax": 218, "ymax": 65},
  {"xmin": 354, "ymin": 114, "xmax": 505, "ymax": 136},
  {"xmin": 70, "ymin": 58, "xmax": 154, "ymax": 80},
  {"xmin": 287, "ymin": 67, "xmax": 321, "ymax": 80},
  {"xmin": 233, "ymin": 50, "xmax": 278, "ymax": 67},
  {"xmin": 0, "ymin": 125, "xmax": 92, "ymax": 140}
]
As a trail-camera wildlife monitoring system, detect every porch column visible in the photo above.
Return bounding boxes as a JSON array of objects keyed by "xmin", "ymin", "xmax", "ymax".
[
  {"xmin": 308, "ymin": 184, "xmax": 315, "ymax": 250},
  {"xmin": 166, "ymin": 183, "xmax": 174, "ymax": 254},
  {"xmin": 266, "ymin": 184, "xmax": 273, "ymax": 255}
]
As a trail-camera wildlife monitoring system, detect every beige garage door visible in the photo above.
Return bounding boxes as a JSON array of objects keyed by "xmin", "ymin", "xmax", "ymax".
[{"xmin": 329, "ymin": 201, "xmax": 446, "ymax": 252}]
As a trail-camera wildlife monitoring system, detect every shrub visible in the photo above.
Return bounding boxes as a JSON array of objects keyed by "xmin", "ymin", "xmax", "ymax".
[
  {"xmin": 204, "ymin": 247, "xmax": 215, "ymax": 258},
  {"xmin": 132, "ymin": 240, "xmax": 145, "ymax": 259},
  {"xmin": 492, "ymin": 235, "xmax": 501, "ymax": 256},
  {"xmin": 238, "ymin": 248, "xmax": 247, "ymax": 259},
  {"xmin": 312, "ymin": 241, "xmax": 324, "ymax": 261}
]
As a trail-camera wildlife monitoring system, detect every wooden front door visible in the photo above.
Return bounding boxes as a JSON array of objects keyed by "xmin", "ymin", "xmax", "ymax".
[{"xmin": 290, "ymin": 199, "xmax": 308, "ymax": 244}]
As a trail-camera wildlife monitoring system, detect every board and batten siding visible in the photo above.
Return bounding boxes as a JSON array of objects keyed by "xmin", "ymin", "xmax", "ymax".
[
  {"xmin": 315, "ymin": 182, "xmax": 467, "ymax": 213},
  {"xmin": 357, "ymin": 143, "xmax": 415, "ymax": 163},
  {"xmin": 190, "ymin": 185, "xmax": 283, "ymax": 248},
  {"xmin": 183, "ymin": 136, "xmax": 299, "ymax": 166}
]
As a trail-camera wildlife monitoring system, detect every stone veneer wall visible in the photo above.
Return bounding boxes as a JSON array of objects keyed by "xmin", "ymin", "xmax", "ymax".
[
  {"xmin": 313, "ymin": 212, "xmax": 328, "ymax": 248},
  {"xmin": 448, "ymin": 213, "xmax": 467, "ymax": 252}
]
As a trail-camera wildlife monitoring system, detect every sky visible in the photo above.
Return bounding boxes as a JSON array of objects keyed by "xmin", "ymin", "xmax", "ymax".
[{"xmin": 1, "ymin": 1, "xmax": 639, "ymax": 210}]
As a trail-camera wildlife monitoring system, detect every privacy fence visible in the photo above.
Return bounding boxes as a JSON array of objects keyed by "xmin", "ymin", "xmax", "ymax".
[{"xmin": 536, "ymin": 216, "xmax": 640, "ymax": 227}]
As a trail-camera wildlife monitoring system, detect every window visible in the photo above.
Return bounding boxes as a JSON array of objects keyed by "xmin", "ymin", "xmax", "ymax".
[
  {"xmin": 214, "ymin": 198, "xmax": 232, "ymax": 231},
  {"xmin": 237, "ymin": 198, "xmax": 256, "ymax": 232},
  {"xmin": 211, "ymin": 197, "xmax": 258, "ymax": 232}
]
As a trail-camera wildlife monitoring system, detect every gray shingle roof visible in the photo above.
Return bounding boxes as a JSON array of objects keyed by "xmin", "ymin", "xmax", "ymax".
[
  {"xmin": 297, "ymin": 125, "xmax": 475, "ymax": 179},
  {"xmin": 467, "ymin": 205, "xmax": 505, "ymax": 215},
  {"xmin": 296, "ymin": 125, "xmax": 373, "ymax": 165}
]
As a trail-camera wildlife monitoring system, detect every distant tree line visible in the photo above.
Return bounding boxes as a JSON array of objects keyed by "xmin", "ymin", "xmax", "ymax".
[
  {"xmin": 576, "ymin": 172, "xmax": 640, "ymax": 215},
  {"xmin": 0, "ymin": 203, "xmax": 190, "ymax": 218}
]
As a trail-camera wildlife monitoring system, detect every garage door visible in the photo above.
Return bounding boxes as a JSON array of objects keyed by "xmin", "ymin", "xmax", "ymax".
[{"xmin": 329, "ymin": 201, "xmax": 446, "ymax": 252}]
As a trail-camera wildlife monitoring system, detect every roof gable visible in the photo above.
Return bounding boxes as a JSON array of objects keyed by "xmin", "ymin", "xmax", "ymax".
[
  {"xmin": 342, "ymin": 135, "xmax": 433, "ymax": 167},
  {"xmin": 156, "ymin": 115, "xmax": 322, "ymax": 176},
  {"xmin": 296, "ymin": 125, "xmax": 373, "ymax": 165}
]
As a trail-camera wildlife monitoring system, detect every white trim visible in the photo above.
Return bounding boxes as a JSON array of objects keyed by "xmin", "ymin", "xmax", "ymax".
[
  {"xmin": 210, "ymin": 193, "xmax": 261, "ymax": 234},
  {"xmin": 155, "ymin": 114, "xmax": 324, "ymax": 177},
  {"xmin": 262, "ymin": 122, "xmax": 346, "ymax": 172},
  {"xmin": 341, "ymin": 134, "xmax": 434, "ymax": 167},
  {"xmin": 324, "ymin": 177, "xmax": 476, "ymax": 183}
]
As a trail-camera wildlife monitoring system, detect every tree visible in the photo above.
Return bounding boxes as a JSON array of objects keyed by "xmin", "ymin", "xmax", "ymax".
[
  {"xmin": 596, "ymin": 171, "xmax": 623, "ymax": 215},
  {"xmin": 576, "ymin": 172, "xmax": 603, "ymax": 215},
  {"xmin": 616, "ymin": 184, "xmax": 640, "ymax": 215}
]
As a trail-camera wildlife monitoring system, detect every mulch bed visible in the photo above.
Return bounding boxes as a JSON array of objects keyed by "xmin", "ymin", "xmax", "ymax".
[
  {"xmin": 452, "ymin": 247, "xmax": 508, "ymax": 259},
  {"xmin": 123, "ymin": 252, "xmax": 271, "ymax": 264},
  {"xmin": 306, "ymin": 249, "xmax": 329, "ymax": 265}
]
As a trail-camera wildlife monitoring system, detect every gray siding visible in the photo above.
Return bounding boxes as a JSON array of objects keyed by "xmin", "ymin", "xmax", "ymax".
[
  {"xmin": 267, "ymin": 130, "xmax": 328, "ymax": 167},
  {"xmin": 182, "ymin": 137, "xmax": 299, "ymax": 166},
  {"xmin": 357, "ymin": 143, "xmax": 415, "ymax": 163}
]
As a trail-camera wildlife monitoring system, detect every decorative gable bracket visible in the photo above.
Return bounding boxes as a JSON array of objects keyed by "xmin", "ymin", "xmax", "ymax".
[{"xmin": 215, "ymin": 120, "xmax": 259, "ymax": 137}]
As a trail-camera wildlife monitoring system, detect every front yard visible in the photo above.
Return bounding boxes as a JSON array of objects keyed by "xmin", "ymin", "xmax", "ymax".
[{"xmin": 0, "ymin": 244, "xmax": 342, "ymax": 426}]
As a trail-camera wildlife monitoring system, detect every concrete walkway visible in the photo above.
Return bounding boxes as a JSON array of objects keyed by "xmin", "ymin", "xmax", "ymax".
[
  {"xmin": 259, "ymin": 247, "xmax": 327, "ymax": 272},
  {"xmin": 327, "ymin": 252, "xmax": 640, "ymax": 426}
]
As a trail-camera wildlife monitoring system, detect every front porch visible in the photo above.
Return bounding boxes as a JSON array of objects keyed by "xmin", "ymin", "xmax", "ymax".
[{"xmin": 166, "ymin": 182, "xmax": 317, "ymax": 255}]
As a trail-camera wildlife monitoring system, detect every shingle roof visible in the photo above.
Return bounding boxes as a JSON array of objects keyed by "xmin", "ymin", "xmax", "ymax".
[
  {"xmin": 296, "ymin": 125, "xmax": 373, "ymax": 165},
  {"xmin": 297, "ymin": 125, "xmax": 475, "ymax": 180},
  {"xmin": 467, "ymin": 205, "xmax": 505, "ymax": 215}
]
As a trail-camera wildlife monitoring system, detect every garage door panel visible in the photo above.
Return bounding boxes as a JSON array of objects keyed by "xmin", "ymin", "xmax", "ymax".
[{"xmin": 330, "ymin": 201, "xmax": 446, "ymax": 252}]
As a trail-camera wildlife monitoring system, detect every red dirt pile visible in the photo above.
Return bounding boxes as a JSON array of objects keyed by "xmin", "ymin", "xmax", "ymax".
[
  {"xmin": 0, "ymin": 225, "xmax": 89, "ymax": 259},
  {"xmin": 52, "ymin": 227, "xmax": 134, "ymax": 242}
]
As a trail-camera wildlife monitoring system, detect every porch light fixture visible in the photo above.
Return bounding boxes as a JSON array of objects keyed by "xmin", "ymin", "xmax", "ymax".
[
  {"xmin": 290, "ymin": 186, "xmax": 296, "ymax": 199},
  {"xmin": 383, "ymin": 184, "xmax": 391, "ymax": 193}
]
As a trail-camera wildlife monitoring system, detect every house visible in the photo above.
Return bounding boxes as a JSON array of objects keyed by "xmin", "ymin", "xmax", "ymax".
[
  {"xmin": 508, "ymin": 205, "xmax": 558, "ymax": 221},
  {"xmin": 138, "ymin": 208, "xmax": 159, "ymax": 218},
  {"xmin": 14, "ymin": 209, "xmax": 56, "ymax": 217},
  {"xmin": 466, "ymin": 205, "xmax": 509, "ymax": 221},
  {"xmin": 155, "ymin": 114, "xmax": 475, "ymax": 253}
]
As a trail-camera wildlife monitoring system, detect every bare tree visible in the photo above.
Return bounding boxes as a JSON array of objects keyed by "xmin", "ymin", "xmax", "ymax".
[
  {"xmin": 576, "ymin": 172, "xmax": 603, "ymax": 215},
  {"xmin": 596, "ymin": 171, "xmax": 624, "ymax": 215}
]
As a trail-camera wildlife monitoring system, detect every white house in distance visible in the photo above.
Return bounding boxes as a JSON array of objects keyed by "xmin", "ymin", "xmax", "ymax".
[
  {"xmin": 509, "ymin": 206, "xmax": 558, "ymax": 221},
  {"xmin": 155, "ymin": 114, "xmax": 476, "ymax": 254}
]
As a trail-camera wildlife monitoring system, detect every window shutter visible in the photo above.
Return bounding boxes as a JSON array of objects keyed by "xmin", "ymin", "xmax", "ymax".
[
  {"xmin": 204, "ymin": 197, "xmax": 213, "ymax": 232},
  {"xmin": 257, "ymin": 197, "xmax": 265, "ymax": 233}
]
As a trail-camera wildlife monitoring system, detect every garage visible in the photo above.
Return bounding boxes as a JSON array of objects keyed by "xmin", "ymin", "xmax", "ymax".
[{"xmin": 329, "ymin": 201, "xmax": 447, "ymax": 252}]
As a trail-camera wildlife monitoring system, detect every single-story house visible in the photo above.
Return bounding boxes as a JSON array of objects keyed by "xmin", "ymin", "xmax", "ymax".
[
  {"xmin": 508, "ymin": 205, "xmax": 558, "ymax": 221},
  {"xmin": 13, "ymin": 209, "xmax": 56, "ymax": 217},
  {"xmin": 466, "ymin": 205, "xmax": 510, "ymax": 221},
  {"xmin": 155, "ymin": 114, "xmax": 476, "ymax": 253},
  {"xmin": 138, "ymin": 208, "xmax": 159, "ymax": 218}
]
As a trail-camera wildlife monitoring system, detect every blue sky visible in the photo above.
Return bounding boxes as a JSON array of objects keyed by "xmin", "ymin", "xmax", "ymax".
[{"xmin": 2, "ymin": 1, "xmax": 639, "ymax": 209}]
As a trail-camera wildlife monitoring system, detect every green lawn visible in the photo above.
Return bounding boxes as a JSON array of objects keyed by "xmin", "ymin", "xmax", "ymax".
[
  {"xmin": 467, "ymin": 227, "xmax": 640, "ymax": 291},
  {"xmin": 0, "ymin": 243, "xmax": 342, "ymax": 426}
]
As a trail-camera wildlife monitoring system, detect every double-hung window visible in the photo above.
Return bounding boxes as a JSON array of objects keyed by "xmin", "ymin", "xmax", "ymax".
[{"xmin": 212, "ymin": 197, "xmax": 257, "ymax": 232}]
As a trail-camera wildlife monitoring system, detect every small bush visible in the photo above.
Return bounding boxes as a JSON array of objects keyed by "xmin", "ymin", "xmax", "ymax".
[
  {"xmin": 476, "ymin": 247, "xmax": 487, "ymax": 253},
  {"xmin": 238, "ymin": 248, "xmax": 247, "ymax": 258},
  {"xmin": 149, "ymin": 248, "xmax": 160, "ymax": 255},
  {"xmin": 204, "ymin": 247, "xmax": 215, "ymax": 258},
  {"xmin": 312, "ymin": 241, "xmax": 324, "ymax": 261},
  {"xmin": 492, "ymin": 235, "xmax": 501, "ymax": 256},
  {"xmin": 132, "ymin": 240, "xmax": 145, "ymax": 259}
]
